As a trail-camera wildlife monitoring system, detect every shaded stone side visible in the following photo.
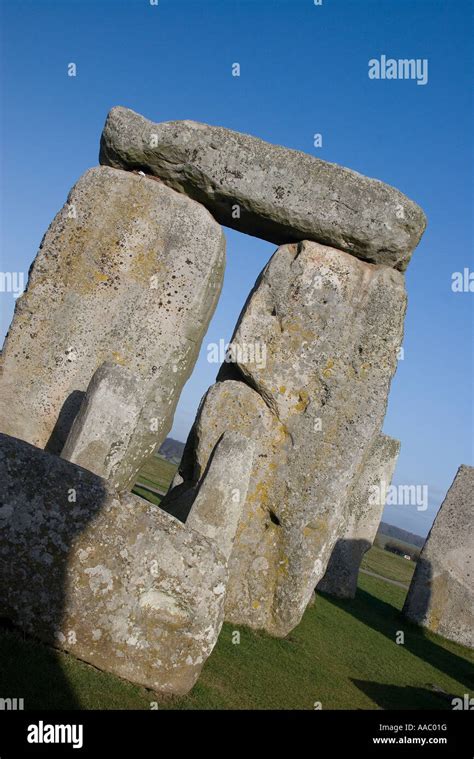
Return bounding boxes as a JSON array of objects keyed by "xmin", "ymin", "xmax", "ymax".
[
  {"xmin": 100, "ymin": 106, "xmax": 426, "ymax": 271},
  {"xmin": 162, "ymin": 240, "xmax": 407, "ymax": 637},
  {"xmin": 0, "ymin": 166, "xmax": 225, "ymax": 489},
  {"xmin": 317, "ymin": 433, "xmax": 400, "ymax": 599},
  {"xmin": 0, "ymin": 431, "xmax": 253, "ymax": 695},
  {"xmin": 403, "ymin": 465, "xmax": 474, "ymax": 649}
]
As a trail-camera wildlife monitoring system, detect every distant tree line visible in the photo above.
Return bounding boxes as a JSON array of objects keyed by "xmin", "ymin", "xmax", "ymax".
[{"xmin": 383, "ymin": 540, "xmax": 420, "ymax": 561}]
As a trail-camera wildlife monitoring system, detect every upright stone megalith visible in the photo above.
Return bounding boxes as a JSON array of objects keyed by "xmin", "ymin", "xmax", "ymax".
[
  {"xmin": 318, "ymin": 434, "xmax": 400, "ymax": 599},
  {"xmin": 0, "ymin": 431, "xmax": 254, "ymax": 694},
  {"xmin": 0, "ymin": 166, "xmax": 225, "ymax": 488},
  {"xmin": 60, "ymin": 362, "xmax": 146, "ymax": 488},
  {"xmin": 100, "ymin": 106, "xmax": 426, "ymax": 270},
  {"xmin": 403, "ymin": 465, "xmax": 474, "ymax": 649},
  {"xmin": 162, "ymin": 240, "xmax": 407, "ymax": 636}
]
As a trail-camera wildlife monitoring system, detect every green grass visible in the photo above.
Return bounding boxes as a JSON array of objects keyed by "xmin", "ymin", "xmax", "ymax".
[
  {"xmin": 131, "ymin": 454, "xmax": 178, "ymax": 505},
  {"xmin": 361, "ymin": 545, "xmax": 416, "ymax": 585},
  {"xmin": 375, "ymin": 533, "xmax": 421, "ymax": 560},
  {"xmin": 1, "ymin": 573, "xmax": 472, "ymax": 710},
  {"xmin": 131, "ymin": 485, "xmax": 162, "ymax": 506}
]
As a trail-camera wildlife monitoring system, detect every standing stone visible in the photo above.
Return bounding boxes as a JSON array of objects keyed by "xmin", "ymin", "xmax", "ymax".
[
  {"xmin": 317, "ymin": 434, "xmax": 400, "ymax": 599},
  {"xmin": 162, "ymin": 240, "xmax": 407, "ymax": 637},
  {"xmin": 403, "ymin": 465, "xmax": 474, "ymax": 649},
  {"xmin": 99, "ymin": 107, "xmax": 427, "ymax": 271},
  {"xmin": 0, "ymin": 166, "xmax": 225, "ymax": 489},
  {"xmin": 0, "ymin": 431, "xmax": 254, "ymax": 695},
  {"xmin": 60, "ymin": 362, "xmax": 145, "ymax": 488}
]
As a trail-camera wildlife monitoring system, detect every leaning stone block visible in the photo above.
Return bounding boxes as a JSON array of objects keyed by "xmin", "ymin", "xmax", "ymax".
[
  {"xmin": 162, "ymin": 240, "xmax": 407, "ymax": 637},
  {"xmin": 317, "ymin": 434, "xmax": 400, "ymax": 599},
  {"xmin": 403, "ymin": 465, "xmax": 474, "ymax": 649},
  {"xmin": 100, "ymin": 106, "xmax": 426, "ymax": 270},
  {"xmin": 0, "ymin": 166, "xmax": 225, "ymax": 490},
  {"xmin": 61, "ymin": 362, "xmax": 145, "ymax": 488},
  {"xmin": 0, "ymin": 431, "xmax": 253, "ymax": 694}
]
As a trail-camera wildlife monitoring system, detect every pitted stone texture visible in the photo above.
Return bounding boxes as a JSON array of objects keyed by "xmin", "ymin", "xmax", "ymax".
[
  {"xmin": 163, "ymin": 241, "xmax": 407, "ymax": 636},
  {"xmin": 61, "ymin": 362, "xmax": 146, "ymax": 489},
  {"xmin": 186, "ymin": 432, "xmax": 256, "ymax": 561},
  {"xmin": 318, "ymin": 433, "xmax": 400, "ymax": 599},
  {"xmin": 0, "ymin": 431, "xmax": 252, "ymax": 694},
  {"xmin": 100, "ymin": 106, "xmax": 426, "ymax": 270},
  {"xmin": 0, "ymin": 166, "xmax": 225, "ymax": 489},
  {"xmin": 162, "ymin": 380, "xmax": 288, "ymax": 630},
  {"xmin": 403, "ymin": 465, "xmax": 474, "ymax": 649}
]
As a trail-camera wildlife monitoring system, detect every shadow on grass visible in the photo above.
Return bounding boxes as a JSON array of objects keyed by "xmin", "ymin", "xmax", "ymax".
[
  {"xmin": 351, "ymin": 679, "xmax": 456, "ymax": 710},
  {"xmin": 0, "ymin": 622, "xmax": 80, "ymax": 709},
  {"xmin": 319, "ymin": 587, "xmax": 473, "ymax": 691}
]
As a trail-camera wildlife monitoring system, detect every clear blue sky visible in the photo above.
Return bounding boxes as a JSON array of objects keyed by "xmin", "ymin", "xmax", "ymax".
[{"xmin": 0, "ymin": 0, "xmax": 472, "ymax": 536}]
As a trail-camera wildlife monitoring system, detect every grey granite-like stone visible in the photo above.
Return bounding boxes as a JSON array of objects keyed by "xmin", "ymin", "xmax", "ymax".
[
  {"xmin": 0, "ymin": 431, "xmax": 253, "ymax": 694},
  {"xmin": 403, "ymin": 465, "xmax": 474, "ymax": 649},
  {"xmin": 0, "ymin": 166, "xmax": 225, "ymax": 489},
  {"xmin": 100, "ymin": 106, "xmax": 426, "ymax": 270},
  {"xmin": 162, "ymin": 240, "xmax": 407, "ymax": 636},
  {"xmin": 61, "ymin": 362, "xmax": 146, "ymax": 489},
  {"xmin": 318, "ymin": 434, "xmax": 400, "ymax": 599}
]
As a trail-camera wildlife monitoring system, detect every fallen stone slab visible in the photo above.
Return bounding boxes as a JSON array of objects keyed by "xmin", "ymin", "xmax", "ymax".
[
  {"xmin": 0, "ymin": 431, "xmax": 254, "ymax": 694},
  {"xmin": 403, "ymin": 465, "xmax": 474, "ymax": 649},
  {"xmin": 317, "ymin": 433, "xmax": 400, "ymax": 599},
  {"xmin": 100, "ymin": 106, "xmax": 427, "ymax": 271},
  {"xmin": 0, "ymin": 166, "xmax": 225, "ymax": 489},
  {"xmin": 162, "ymin": 240, "xmax": 407, "ymax": 637}
]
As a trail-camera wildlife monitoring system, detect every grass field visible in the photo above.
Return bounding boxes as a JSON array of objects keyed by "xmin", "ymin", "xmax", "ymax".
[
  {"xmin": 131, "ymin": 454, "xmax": 178, "ymax": 505},
  {"xmin": 361, "ymin": 545, "xmax": 416, "ymax": 585},
  {"xmin": 1, "ymin": 565, "xmax": 472, "ymax": 710},
  {"xmin": 374, "ymin": 533, "xmax": 422, "ymax": 561}
]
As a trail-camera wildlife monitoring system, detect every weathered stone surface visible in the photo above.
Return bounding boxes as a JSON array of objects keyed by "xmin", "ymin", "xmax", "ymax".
[
  {"xmin": 162, "ymin": 240, "xmax": 407, "ymax": 636},
  {"xmin": 0, "ymin": 166, "xmax": 225, "ymax": 489},
  {"xmin": 61, "ymin": 362, "xmax": 145, "ymax": 488},
  {"xmin": 0, "ymin": 431, "xmax": 254, "ymax": 694},
  {"xmin": 186, "ymin": 432, "xmax": 256, "ymax": 562},
  {"xmin": 403, "ymin": 465, "xmax": 474, "ymax": 649},
  {"xmin": 100, "ymin": 106, "xmax": 426, "ymax": 271},
  {"xmin": 317, "ymin": 433, "xmax": 400, "ymax": 599}
]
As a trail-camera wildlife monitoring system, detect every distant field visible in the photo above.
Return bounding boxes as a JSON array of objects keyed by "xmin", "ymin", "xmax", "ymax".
[
  {"xmin": 374, "ymin": 533, "xmax": 421, "ymax": 560},
  {"xmin": 132, "ymin": 454, "xmax": 177, "ymax": 504},
  {"xmin": 361, "ymin": 545, "xmax": 416, "ymax": 585},
  {"xmin": 1, "ymin": 572, "xmax": 472, "ymax": 710}
]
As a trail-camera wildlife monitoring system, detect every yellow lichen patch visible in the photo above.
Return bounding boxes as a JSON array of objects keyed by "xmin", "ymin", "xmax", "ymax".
[
  {"xmin": 111, "ymin": 351, "xmax": 126, "ymax": 366},
  {"xmin": 252, "ymin": 600, "xmax": 260, "ymax": 609},
  {"xmin": 129, "ymin": 249, "xmax": 162, "ymax": 284},
  {"xmin": 294, "ymin": 390, "xmax": 309, "ymax": 413},
  {"xmin": 322, "ymin": 358, "xmax": 334, "ymax": 378},
  {"xmin": 277, "ymin": 556, "xmax": 289, "ymax": 576},
  {"xmin": 275, "ymin": 425, "xmax": 288, "ymax": 443},
  {"xmin": 248, "ymin": 480, "xmax": 270, "ymax": 508},
  {"xmin": 94, "ymin": 272, "xmax": 109, "ymax": 283},
  {"xmin": 357, "ymin": 362, "xmax": 372, "ymax": 379},
  {"xmin": 279, "ymin": 386, "xmax": 286, "ymax": 394}
]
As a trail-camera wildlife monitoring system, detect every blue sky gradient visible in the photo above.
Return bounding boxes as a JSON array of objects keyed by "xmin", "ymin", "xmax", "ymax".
[{"xmin": 0, "ymin": 0, "xmax": 472, "ymax": 536}]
